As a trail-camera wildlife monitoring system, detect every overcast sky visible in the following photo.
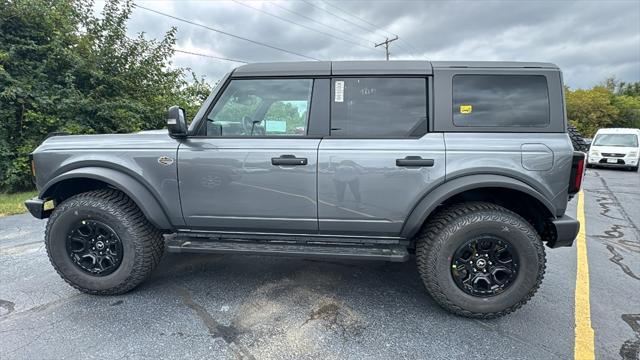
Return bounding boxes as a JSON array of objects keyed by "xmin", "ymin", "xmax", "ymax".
[{"xmin": 96, "ymin": 0, "xmax": 640, "ymax": 89}]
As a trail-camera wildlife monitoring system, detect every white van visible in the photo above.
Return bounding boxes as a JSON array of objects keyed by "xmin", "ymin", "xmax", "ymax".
[{"xmin": 588, "ymin": 128, "xmax": 640, "ymax": 171}]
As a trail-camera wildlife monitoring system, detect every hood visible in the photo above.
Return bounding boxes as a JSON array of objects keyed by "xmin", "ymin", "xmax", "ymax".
[
  {"xmin": 34, "ymin": 131, "xmax": 177, "ymax": 152},
  {"xmin": 590, "ymin": 145, "xmax": 638, "ymax": 155}
]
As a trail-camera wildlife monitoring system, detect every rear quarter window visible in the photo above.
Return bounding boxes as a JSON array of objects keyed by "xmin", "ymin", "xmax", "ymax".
[{"xmin": 452, "ymin": 75, "xmax": 550, "ymax": 127}]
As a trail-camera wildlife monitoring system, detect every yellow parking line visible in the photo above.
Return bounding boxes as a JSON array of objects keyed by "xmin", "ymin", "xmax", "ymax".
[{"xmin": 575, "ymin": 190, "xmax": 595, "ymax": 360}]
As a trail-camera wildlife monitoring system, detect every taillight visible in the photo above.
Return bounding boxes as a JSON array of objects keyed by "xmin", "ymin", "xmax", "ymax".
[{"xmin": 569, "ymin": 152, "xmax": 586, "ymax": 194}]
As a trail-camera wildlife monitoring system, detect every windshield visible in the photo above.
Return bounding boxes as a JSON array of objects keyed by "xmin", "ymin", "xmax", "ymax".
[{"xmin": 593, "ymin": 134, "xmax": 639, "ymax": 147}]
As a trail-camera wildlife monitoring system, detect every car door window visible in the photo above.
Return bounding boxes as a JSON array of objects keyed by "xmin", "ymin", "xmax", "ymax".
[
  {"xmin": 330, "ymin": 78, "xmax": 427, "ymax": 137},
  {"xmin": 206, "ymin": 79, "xmax": 313, "ymax": 136}
]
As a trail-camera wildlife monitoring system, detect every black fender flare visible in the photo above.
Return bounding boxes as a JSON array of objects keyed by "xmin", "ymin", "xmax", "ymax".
[
  {"xmin": 400, "ymin": 174, "xmax": 557, "ymax": 239},
  {"xmin": 40, "ymin": 167, "xmax": 173, "ymax": 230}
]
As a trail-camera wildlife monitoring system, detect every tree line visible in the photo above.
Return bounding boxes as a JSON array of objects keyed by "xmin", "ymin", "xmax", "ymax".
[
  {"xmin": 566, "ymin": 79, "xmax": 640, "ymax": 138},
  {"xmin": 1, "ymin": 0, "xmax": 639, "ymax": 193},
  {"xmin": 1, "ymin": 0, "xmax": 210, "ymax": 192}
]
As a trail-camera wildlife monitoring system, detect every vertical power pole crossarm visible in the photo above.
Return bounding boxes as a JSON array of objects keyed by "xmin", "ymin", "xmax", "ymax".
[{"xmin": 375, "ymin": 35, "xmax": 399, "ymax": 61}]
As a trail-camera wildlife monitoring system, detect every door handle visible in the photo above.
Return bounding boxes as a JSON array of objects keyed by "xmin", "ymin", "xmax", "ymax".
[
  {"xmin": 396, "ymin": 156, "xmax": 434, "ymax": 167},
  {"xmin": 271, "ymin": 155, "xmax": 308, "ymax": 166}
]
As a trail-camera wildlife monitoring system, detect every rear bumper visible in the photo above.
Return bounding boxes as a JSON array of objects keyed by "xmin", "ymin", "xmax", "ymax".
[
  {"xmin": 546, "ymin": 215, "xmax": 580, "ymax": 248},
  {"xmin": 24, "ymin": 198, "xmax": 51, "ymax": 219}
]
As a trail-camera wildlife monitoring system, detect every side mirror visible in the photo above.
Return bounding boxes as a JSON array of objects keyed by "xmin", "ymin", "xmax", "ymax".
[{"xmin": 167, "ymin": 105, "xmax": 187, "ymax": 138}]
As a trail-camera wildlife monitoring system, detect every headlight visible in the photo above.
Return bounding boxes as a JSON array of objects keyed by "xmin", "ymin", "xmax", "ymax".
[
  {"xmin": 590, "ymin": 150, "xmax": 600, "ymax": 156},
  {"xmin": 629, "ymin": 151, "xmax": 638, "ymax": 157}
]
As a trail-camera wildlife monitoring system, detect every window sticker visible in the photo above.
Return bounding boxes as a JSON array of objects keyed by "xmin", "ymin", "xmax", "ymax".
[
  {"xmin": 265, "ymin": 120, "xmax": 287, "ymax": 133},
  {"xmin": 335, "ymin": 81, "xmax": 345, "ymax": 102},
  {"xmin": 459, "ymin": 104, "xmax": 472, "ymax": 114}
]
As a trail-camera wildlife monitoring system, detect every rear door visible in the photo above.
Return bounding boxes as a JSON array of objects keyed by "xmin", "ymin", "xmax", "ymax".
[
  {"xmin": 317, "ymin": 77, "xmax": 446, "ymax": 237},
  {"xmin": 178, "ymin": 78, "xmax": 322, "ymax": 233}
]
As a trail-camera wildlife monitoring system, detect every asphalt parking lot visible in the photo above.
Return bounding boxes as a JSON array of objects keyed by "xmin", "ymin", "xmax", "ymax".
[{"xmin": 1, "ymin": 168, "xmax": 638, "ymax": 360}]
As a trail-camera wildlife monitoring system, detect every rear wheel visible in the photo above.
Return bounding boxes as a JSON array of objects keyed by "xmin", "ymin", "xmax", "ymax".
[
  {"xmin": 45, "ymin": 189, "xmax": 164, "ymax": 294},
  {"xmin": 415, "ymin": 202, "xmax": 546, "ymax": 318}
]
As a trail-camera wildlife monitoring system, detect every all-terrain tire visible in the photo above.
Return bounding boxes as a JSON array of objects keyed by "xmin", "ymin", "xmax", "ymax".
[
  {"xmin": 415, "ymin": 202, "xmax": 546, "ymax": 318},
  {"xmin": 568, "ymin": 124, "xmax": 588, "ymax": 152},
  {"xmin": 45, "ymin": 189, "xmax": 164, "ymax": 295}
]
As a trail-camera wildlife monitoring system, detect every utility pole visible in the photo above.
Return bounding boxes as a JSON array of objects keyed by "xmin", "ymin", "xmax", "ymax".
[{"xmin": 375, "ymin": 35, "xmax": 399, "ymax": 61}]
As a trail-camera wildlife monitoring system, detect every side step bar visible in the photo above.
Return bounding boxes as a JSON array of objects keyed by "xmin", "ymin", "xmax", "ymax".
[{"xmin": 166, "ymin": 238, "xmax": 409, "ymax": 262}]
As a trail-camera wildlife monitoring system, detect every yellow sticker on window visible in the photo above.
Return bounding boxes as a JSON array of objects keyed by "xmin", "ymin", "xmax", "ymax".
[{"xmin": 460, "ymin": 105, "xmax": 472, "ymax": 114}]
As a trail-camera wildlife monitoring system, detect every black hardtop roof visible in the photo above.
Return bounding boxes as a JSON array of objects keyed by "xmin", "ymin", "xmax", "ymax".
[{"xmin": 231, "ymin": 60, "xmax": 559, "ymax": 77}]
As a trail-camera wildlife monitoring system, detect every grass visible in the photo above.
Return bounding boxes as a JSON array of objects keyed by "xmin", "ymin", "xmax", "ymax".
[{"xmin": 0, "ymin": 191, "xmax": 38, "ymax": 217}]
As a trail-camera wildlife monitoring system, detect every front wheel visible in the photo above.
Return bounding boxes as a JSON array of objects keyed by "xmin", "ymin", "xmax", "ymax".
[
  {"xmin": 415, "ymin": 202, "xmax": 546, "ymax": 318},
  {"xmin": 45, "ymin": 189, "xmax": 165, "ymax": 295}
]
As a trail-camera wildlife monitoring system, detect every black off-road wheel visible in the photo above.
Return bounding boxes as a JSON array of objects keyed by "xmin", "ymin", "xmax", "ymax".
[
  {"xmin": 45, "ymin": 189, "xmax": 165, "ymax": 295},
  {"xmin": 415, "ymin": 202, "xmax": 546, "ymax": 318}
]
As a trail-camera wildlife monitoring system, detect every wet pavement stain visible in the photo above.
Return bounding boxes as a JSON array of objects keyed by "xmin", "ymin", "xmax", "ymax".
[
  {"xmin": 174, "ymin": 286, "xmax": 255, "ymax": 360},
  {"xmin": 0, "ymin": 299, "xmax": 15, "ymax": 316},
  {"xmin": 302, "ymin": 299, "xmax": 365, "ymax": 339},
  {"xmin": 620, "ymin": 314, "xmax": 640, "ymax": 360}
]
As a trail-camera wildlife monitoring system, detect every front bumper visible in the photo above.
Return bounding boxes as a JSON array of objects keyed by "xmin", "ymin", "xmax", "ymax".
[
  {"xmin": 588, "ymin": 155, "xmax": 638, "ymax": 168},
  {"xmin": 24, "ymin": 198, "xmax": 51, "ymax": 219},
  {"xmin": 546, "ymin": 215, "xmax": 580, "ymax": 248}
]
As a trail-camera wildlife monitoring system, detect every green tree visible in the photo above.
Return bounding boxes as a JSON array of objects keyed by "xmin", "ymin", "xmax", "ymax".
[
  {"xmin": 565, "ymin": 86, "xmax": 619, "ymax": 137},
  {"xmin": 612, "ymin": 95, "xmax": 640, "ymax": 129},
  {"xmin": 0, "ymin": 0, "xmax": 211, "ymax": 192}
]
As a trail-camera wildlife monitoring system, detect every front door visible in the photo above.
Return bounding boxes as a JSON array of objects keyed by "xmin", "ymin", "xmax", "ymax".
[
  {"xmin": 178, "ymin": 78, "xmax": 320, "ymax": 233},
  {"xmin": 317, "ymin": 77, "xmax": 446, "ymax": 237}
]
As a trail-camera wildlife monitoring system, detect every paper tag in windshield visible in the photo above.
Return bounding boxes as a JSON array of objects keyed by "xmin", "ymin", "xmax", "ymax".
[{"xmin": 335, "ymin": 81, "xmax": 344, "ymax": 102}]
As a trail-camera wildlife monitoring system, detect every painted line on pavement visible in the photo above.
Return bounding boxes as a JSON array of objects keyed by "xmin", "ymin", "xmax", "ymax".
[{"xmin": 575, "ymin": 190, "xmax": 595, "ymax": 360}]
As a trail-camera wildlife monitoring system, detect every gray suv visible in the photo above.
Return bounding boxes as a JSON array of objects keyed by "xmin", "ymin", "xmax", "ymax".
[{"xmin": 25, "ymin": 61, "xmax": 585, "ymax": 318}]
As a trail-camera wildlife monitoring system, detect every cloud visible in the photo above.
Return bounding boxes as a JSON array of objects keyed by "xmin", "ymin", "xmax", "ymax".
[{"xmin": 97, "ymin": 0, "xmax": 640, "ymax": 89}]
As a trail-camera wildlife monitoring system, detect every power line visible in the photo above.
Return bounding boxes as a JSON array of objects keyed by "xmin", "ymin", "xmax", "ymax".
[
  {"xmin": 319, "ymin": 0, "xmax": 420, "ymax": 55},
  {"xmin": 320, "ymin": 0, "xmax": 397, "ymax": 39},
  {"xmin": 268, "ymin": 1, "xmax": 376, "ymax": 47},
  {"xmin": 173, "ymin": 49, "xmax": 248, "ymax": 63},
  {"xmin": 300, "ymin": 0, "xmax": 383, "ymax": 43},
  {"xmin": 133, "ymin": 4, "xmax": 320, "ymax": 61},
  {"xmin": 123, "ymin": 34, "xmax": 249, "ymax": 64},
  {"xmin": 232, "ymin": 0, "xmax": 374, "ymax": 52}
]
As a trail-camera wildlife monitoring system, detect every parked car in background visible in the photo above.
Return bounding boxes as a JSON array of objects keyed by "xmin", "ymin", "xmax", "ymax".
[{"xmin": 587, "ymin": 128, "xmax": 640, "ymax": 171}]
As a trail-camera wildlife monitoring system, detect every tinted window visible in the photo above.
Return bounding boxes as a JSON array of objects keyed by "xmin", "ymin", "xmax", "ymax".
[
  {"xmin": 206, "ymin": 79, "xmax": 312, "ymax": 136},
  {"xmin": 331, "ymin": 78, "xmax": 427, "ymax": 137},
  {"xmin": 452, "ymin": 75, "xmax": 549, "ymax": 127}
]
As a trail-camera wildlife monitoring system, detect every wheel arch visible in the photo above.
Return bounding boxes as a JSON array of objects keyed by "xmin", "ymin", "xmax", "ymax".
[
  {"xmin": 40, "ymin": 167, "xmax": 173, "ymax": 230},
  {"xmin": 401, "ymin": 174, "xmax": 557, "ymax": 241}
]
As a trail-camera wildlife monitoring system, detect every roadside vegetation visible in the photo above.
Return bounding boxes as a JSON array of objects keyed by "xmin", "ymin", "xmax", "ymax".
[
  {"xmin": 0, "ymin": 191, "xmax": 37, "ymax": 216},
  {"xmin": 566, "ymin": 80, "xmax": 640, "ymax": 138},
  {"xmin": 0, "ymin": 0, "xmax": 211, "ymax": 193}
]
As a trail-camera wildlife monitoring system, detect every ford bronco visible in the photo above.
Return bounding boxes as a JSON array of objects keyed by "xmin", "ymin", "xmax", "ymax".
[{"xmin": 25, "ymin": 61, "xmax": 585, "ymax": 318}]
